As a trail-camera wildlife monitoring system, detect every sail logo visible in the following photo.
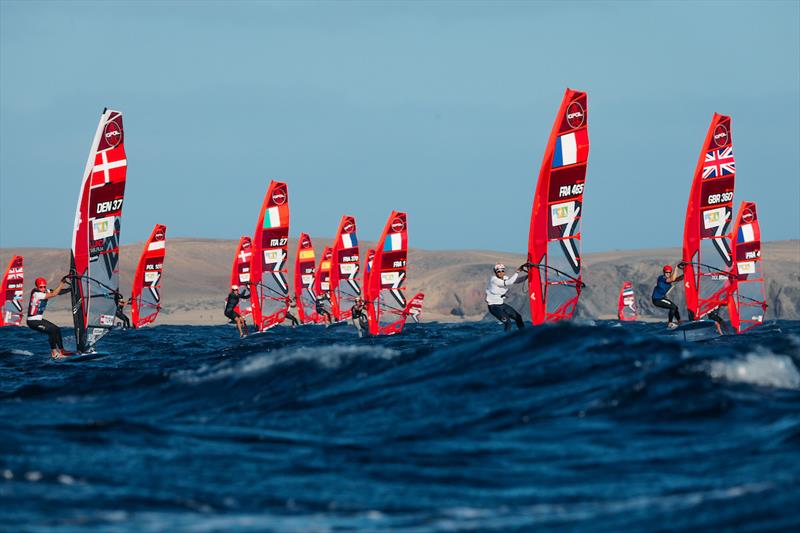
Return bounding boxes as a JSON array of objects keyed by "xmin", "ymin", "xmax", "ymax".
[
  {"xmin": 92, "ymin": 216, "xmax": 115, "ymax": 240},
  {"xmin": 391, "ymin": 217, "xmax": 406, "ymax": 233},
  {"xmin": 103, "ymin": 120, "xmax": 122, "ymax": 147},
  {"xmin": 271, "ymin": 187, "xmax": 287, "ymax": 205},
  {"xmin": 742, "ymin": 208, "xmax": 754, "ymax": 223},
  {"xmin": 566, "ymin": 101, "xmax": 585, "ymax": 129},
  {"xmin": 343, "ymin": 220, "xmax": 355, "ymax": 233},
  {"xmin": 713, "ymin": 124, "xmax": 729, "ymax": 147},
  {"xmin": 703, "ymin": 207, "xmax": 727, "ymax": 229},
  {"xmin": 301, "ymin": 236, "xmax": 311, "ymax": 248},
  {"xmin": 550, "ymin": 201, "xmax": 575, "ymax": 226}
]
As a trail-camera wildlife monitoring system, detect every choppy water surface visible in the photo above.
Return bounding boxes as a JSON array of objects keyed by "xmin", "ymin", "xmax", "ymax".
[{"xmin": 1, "ymin": 320, "xmax": 799, "ymax": 532}]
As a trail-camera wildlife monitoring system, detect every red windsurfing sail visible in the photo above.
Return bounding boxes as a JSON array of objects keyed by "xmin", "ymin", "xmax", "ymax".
[
  {"xmin": 230, "ymin": 236, "xmax": 253, "ymax": 319},
  {"xmin": 527, "ymin": 89, "xmax": 589, "ymax": 325},
  {"xmin": 1, "ymin": 255, "xmax": 24, "ymax": 327},
  {"xmin": 70, "ymin": 108, "xmax": 127, "ymax": 353},
  {"xmin": 294, "ymin": 233, "xmax": 319, "ymax": 323},
  {"xmin": 682, "ymin": 114, "xmax": 736, "ymax": 320},
  {"xmin": 130, "ymin": 224, "xmax": 166, "ymax": 328},
  {"xmin": 617, "ymin": 281, "xmax": 637, "ymax": 321},
  {"xmin": 329, "ymin": 215, "xmax": 361, "ymax": 321},
  {"xmin": 314, "ymin": 246, "xmax": 333, "ymax": 301},
  {"xmin": 727, "ymin": 202, "xmax": 767, "ymax": 333},
  {"xmin": 366, "ymin": 211, "xmax": 422, "ymax": 335},
  {"xmin": 363, "ymin": 248, "xmax": 375, "ymax": 303},
  {"xmin": 250, "ymin": 180, "xmax": 290, "ymax": 331}
]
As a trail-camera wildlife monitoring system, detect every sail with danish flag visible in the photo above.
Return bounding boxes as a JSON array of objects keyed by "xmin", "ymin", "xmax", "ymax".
[{"xmin": 69, "ymin": 108, "xmax": 128, "ymax": 353}]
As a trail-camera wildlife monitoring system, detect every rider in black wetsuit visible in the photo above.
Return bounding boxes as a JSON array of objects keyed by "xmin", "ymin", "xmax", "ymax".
[
  {"xmin": 114, "ymin": 292, "xmax": 131, "ymax": 329},
  {"xmin": 651, "ymin": 264, "xmax": 684, "ymax": 327},
  {"xmin": 315, "ymin": 292, "xmax": 332, "ymax": 325},
  {"xmin": 225, "ymin": 284, "xmax": 250, "ymax": 337},
  {"xmin": 350, "ymin": 297, "xmax": 369, "ymax": 337},
  {"xmin": 27, "ymin": 276, "xmax": 71, "ymax": 358}
]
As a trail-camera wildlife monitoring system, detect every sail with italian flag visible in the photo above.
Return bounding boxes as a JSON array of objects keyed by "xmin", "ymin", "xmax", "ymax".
[
  {"xmin": 527, "ymin": 89, "xmax": 589, "ymax": 325},
  {"xmin": 682, "ymin": 114, "xmax": 736, "ymax": 320},
  {"xmin": 130, "ymin": 224, "xmax": 167, "ymax": 328},
  {"xmin": 250, "ymin": 180, "xmax": 290, "ymax": 331},
  {"xmin": 727, "ymin": 201, "xmax": 767, "ymax": 333},
  {"xmin": 0, "ymin": 255, "xmax": 24, "ymax": 327},
  {"xmin": 69, "ymin": 108, "xmax": 128, "ymax": 353}
]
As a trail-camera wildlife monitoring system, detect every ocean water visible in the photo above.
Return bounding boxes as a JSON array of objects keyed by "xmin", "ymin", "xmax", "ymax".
[{"xmin": 1, "ymin": 320, "xmax": 799, "ymax": 532}]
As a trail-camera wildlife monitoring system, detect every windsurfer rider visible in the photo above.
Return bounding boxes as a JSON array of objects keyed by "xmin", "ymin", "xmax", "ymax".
[
  {"xmin": 284, "ymin": 296, "xmax": 299, "ymax": 328},
  {"xmin": 350, "ymin": 297, "xmax": 369, "ymax": 337},
  {"xmin": 315, "ymin": 292, "xmax": 332, "ymax": 325},
  {"xmin": 225, "ymin": 284, "xmax": 250, "ymax": 337},
  {"xmin": 651, "ymin": 264, "xmax": 684, "ymax": 328},
  {"xmin": 114, "ymin": 291, "xmax": 131, "ymax": 329},
  {"xmin": 26, "ymin": 276, "xmax": 71, "ymax": 358},
  {"xmin": 486, "ymin": 263, "xmax": 527, "ymax": 331}
]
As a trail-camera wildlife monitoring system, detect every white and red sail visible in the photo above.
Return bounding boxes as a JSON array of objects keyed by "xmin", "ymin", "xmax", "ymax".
[
  {"xmin": 70, "ymin": 109, "xmax": 127, "ymax": 352},
  {"xmin": 231, "ymin": 236, "xmax": 254, "ymax": 318},
  {"xmin": 250, "ymin": 180, "xmax": 290, "ymax": 331},
  {"xmin": 527, "ymin": 89, "xmax": 589, "ymax": 325},
  {"xmin": 727, "ymin": 202, "xmax": 767, "ymax": 333},
  {"xmin": 130, "ymin": 224, "xmax": 167, "ymax": 328},
  {"xmin": 617, "ymin": 281, "xmax": 637, "ymax": 321},
  {"xmin": 365, "ymin": 211, "xmax": 423, "ymax": 335},
  {"xmin": 1, "ymin": 255, "xmax": 24, "ymax": 327},
  {"xmin": 329, "ymin": 215, "xmax": 361, "ymax": 321},
  {"xmin": 682, "ymin": 113, "xmax": 736, "ymax": 320},
  {"xmin": 294, "ymin": 233, "xmax": 319, "ymax": 323}
]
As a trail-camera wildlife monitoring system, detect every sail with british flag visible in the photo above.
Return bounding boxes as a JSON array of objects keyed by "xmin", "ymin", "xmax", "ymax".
[
  {"xmin": 527, "ymin": 89, "xmax": 589, "ymax": 325},
  {"xmin": 70, "ymin": 109, "xmax": 128, "ymax": 353},
  {"xmin": 250, "ymin": 180, "xmax": 290, "ymax": 331},
  {"xmin": 682, "ymin": 114, "xmax": 736, "ymax": 320},
  {"xmin": 0, "ymin": 255, "xmax": 24, "ymax": 327},
  {"xmin": 617, "ymin": 281, "xmax": 637, "ymax": 321}
]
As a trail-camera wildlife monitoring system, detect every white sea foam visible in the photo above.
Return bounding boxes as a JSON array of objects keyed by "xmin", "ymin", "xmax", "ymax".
[
  {"xmin": 173, "ymin": 344, "xmax": 400, "ymax": 384},
  {"xmin": 707, "ymin": 349, "xmax": 800, "ymax": 390},
  {"xmin": 10, "ymin": 349, "xmax": 33, "ymax": 356}
]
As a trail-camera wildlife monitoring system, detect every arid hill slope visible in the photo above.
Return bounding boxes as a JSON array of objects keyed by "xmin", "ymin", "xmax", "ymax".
[{"xmin": 2, "ymin": 240, "xmax": 797, "ymax": 325}]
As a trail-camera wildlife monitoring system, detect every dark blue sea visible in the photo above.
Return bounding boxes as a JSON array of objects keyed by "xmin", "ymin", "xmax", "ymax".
[{"xmin": 1, "ymin": 320, "xmax": 799, "ymax": 532}]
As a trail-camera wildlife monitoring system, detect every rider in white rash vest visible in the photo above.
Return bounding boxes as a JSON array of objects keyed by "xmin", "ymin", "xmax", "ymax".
[{"xmin": 485, "ymin": 263, "xmax": 527, "ymax": 331}]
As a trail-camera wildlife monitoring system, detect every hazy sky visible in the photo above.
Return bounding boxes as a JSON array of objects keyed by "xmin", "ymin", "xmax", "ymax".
[{"xmin": 1, "ymin": 1, "xmax": 798, "ymax": 253}]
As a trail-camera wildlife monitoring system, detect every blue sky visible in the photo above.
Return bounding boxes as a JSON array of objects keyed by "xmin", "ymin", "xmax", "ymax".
[{"xmin": 1, "ymin": 1, "xmax": 798, "ymax": 253}]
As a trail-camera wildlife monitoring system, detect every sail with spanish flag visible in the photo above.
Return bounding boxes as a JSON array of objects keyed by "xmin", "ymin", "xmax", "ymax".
[{"xmin": 294, "ymin": 232, "xmax": 319, "ymax": 323}]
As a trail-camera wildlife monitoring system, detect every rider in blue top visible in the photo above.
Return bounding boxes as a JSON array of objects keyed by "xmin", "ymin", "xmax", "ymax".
[{"xmin": 651, "ymin": 264, "xmax": 684, "ymax": 327}]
